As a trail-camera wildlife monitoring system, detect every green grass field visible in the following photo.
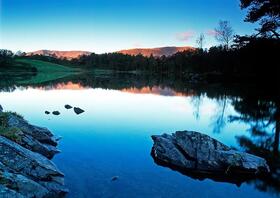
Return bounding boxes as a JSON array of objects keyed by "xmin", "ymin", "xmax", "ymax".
[{"xmin": 15, "ymin": 59, "xmax": 81, "ymax": 84}]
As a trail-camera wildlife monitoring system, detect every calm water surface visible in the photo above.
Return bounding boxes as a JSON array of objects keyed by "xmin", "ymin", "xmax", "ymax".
[{"xmin": 0, "ymin": 76, "xmax": 278, "ymax": 198}]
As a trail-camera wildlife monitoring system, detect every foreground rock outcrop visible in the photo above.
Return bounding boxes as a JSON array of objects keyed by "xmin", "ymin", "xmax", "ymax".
[
  {"xmin": 151, "ymin": 131, "xmax": 270, "ymax": 184},
  {"xmin": 0, "ymin": 108, "xmax": 67, "ymax": 197}
]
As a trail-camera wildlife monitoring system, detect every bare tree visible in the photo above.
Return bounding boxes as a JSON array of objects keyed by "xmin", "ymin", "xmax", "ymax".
[
  {"xmin": 215, "ymin": 20, "xmax": 234, "ymax": 49},
  {"xmin": 196, "ymin": 33, "xmax": 205, "ymax": 49}
]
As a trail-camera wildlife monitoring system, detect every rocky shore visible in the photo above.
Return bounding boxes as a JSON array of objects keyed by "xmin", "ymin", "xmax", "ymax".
[
  {"xmin": 0, "ymin": 106, "xmax": 67, "ymax": 197},
  {"xmin": 151, "ymin": 131, "xmax": 270, "ymax": 184}
]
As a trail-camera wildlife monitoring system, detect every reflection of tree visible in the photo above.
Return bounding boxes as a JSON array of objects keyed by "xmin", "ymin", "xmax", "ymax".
[
  {"xmin": 211, "ymin": 96, "xmax": 229, "ymax": 133},
  {"xmin": 191, "ymin": 96, "xmax": 202, "ymax": 120},
  {"xmin": 229, "ymin": 97, "xmax": 280, "ymax": 195}
]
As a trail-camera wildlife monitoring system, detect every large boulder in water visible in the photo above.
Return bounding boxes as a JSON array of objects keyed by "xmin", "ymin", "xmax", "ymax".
[{"xmin": 151, "ymin": 131, "xmax": 270, "ymax": 184}]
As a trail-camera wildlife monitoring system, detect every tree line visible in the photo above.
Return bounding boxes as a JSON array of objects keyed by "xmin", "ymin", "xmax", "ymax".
[{"xmin": 1, "ymin": 0, "xmax": 279, "ymax": 83}]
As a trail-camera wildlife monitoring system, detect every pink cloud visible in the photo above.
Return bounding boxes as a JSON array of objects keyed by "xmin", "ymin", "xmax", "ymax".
[
  {"xmin": 176, "ymin": 31, "xmax": 194, "ymax": 41},
  {"xmin": 133, "ymin": 43, "xmax": 142, "ymax": 48},
  {"xmin": 206, "ymin": 29, "xmax": 218, "ymax": 36}
]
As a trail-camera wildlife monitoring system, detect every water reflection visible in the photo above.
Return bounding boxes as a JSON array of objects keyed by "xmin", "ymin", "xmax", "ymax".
[
  {"xmin": 0, "ymin": 72, "xmax": 279, "ymax": 197},
  {"xmin": 230, "ymin": 97, "xmax": 280, "ymax": 196}
]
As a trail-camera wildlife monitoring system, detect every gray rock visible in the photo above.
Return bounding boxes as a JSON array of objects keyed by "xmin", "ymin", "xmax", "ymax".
[
  {"xmin": 0, "ymin": 167, "xmax": 49, "ymax": 197},
  {"xmin": 0, "ymin": 136, "xmax": 66, "ymax": 196},
  {"xmin": 0, "ymin": 185, "xmax": 25, "ymax": 198},
  {"xmin": 0, "ymin": 112, "xmax": 67, "ymax": 197},
  {"xmin": 7, "ymin": 113, "xmax": 58, "ymax": 146},
  {"xmin": 0, "ymin": 136, "xmax": 63, "ymax": 180},
  {"xmin": 20, "ymin": 133, "xmax": 60, "ymax": 159},
  {"xmin": 1, "ymin": 119, "xmax": 59, "ymax": 159},
  {"xmin": 74, "ymin": 107, "xmax": 84, "ymax": 115},
  {"xmin": 151, "ymin": 131, "xmax": 270, "ymax": 183},
  {"xmin": 39, "ymin": 181, "xmax": 69, "ymax": 198}
]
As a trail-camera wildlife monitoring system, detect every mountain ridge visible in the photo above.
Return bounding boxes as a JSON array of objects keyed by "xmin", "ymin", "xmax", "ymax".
[
  {"xmin": 26, "ymin": 46, "xmax": 195, "ymax": 59},
  {"xmin": 26, "ymin": 50, "xmax": 92, "ymax": 59},
  {"xmin": 118, "ymin": 46, "xmax": 195, "ymax": 57}
]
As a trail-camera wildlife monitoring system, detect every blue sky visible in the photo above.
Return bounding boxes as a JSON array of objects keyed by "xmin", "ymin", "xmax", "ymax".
[{"xmin": 0, "ymin": 0, "xmax": 256, "ymax": 53}]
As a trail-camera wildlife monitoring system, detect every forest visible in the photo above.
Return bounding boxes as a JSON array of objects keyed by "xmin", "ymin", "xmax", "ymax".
[{"xmin": 1, "ymin": 0, "xmax": 279, "ymax": 83}]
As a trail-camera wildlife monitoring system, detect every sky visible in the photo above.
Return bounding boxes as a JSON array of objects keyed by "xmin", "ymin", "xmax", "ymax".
[{"xmin": 0, "ymin": 0, "xmax": 256, "ymax": 53}]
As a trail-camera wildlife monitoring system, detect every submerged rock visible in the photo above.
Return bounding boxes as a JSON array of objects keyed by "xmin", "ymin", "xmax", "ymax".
[
  {"xmin": 111, "ymin": 176, "xmax": 119, "ymax": 181},
  {"xmin": 45, "ymin": 111, "xmax": 50, "ymax": 115},
  {"xmin": 52, "ymin": 111, "xmax": 60, "ymax": 116},
  {"xmin": 151, "ymin": 131, "xmax": 270, "ymax": 184},
  {"xmin": 64, "ymin": 105, "xmax": 72, "ymax": 109},
  {"xmin": 0, "ymin": 110, "xmax": 67, "ymax": 197},
  {"xmin": 73, "ymin": 107, "xmax": 84, "ymax": 115}
]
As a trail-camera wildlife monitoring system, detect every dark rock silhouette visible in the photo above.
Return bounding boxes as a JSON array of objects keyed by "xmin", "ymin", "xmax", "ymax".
[
  {"xmin": 74, "ymin": 107, "xmax": 84, "ymax": 115},
  {"xmin": 45, "ymin": 111, "xmax": 50, "ymax": 115},
  {"xmin": 64, "ymin": 104, "xmax": 72, "ymax": 109},
  {"xmin": 111, "ymin": 176, "xmax": 119, "ymax": 181},
  {"xmin": 52, "ymin": 111, "xmax": 60, "ymax": 115}
]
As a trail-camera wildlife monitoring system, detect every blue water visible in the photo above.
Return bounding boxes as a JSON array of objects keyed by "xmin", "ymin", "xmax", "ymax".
[{"xmin": 0, "ymin": 86, "xmax": 275, "ymax": 198}]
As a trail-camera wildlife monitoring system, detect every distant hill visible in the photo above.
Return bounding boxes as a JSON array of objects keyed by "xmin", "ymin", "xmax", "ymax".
[
  {"xmin": 26, "ymin": 50, "xmax": 92, "ymax": 59},
  {"xmin": 26, "ymin": 46, "xmax": 195, "ymax": 59},
  {"xmin": 118, "ymin": 46, "xmax": 195, "ymax": 57}
]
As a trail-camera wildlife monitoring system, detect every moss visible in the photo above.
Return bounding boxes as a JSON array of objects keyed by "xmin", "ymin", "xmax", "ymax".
[
  {"xmin": 0, "ymin": 171, "xmax": 9, "ymax": 185},
  {"xmin": 0, "ymin": 111, "xmax": 24, "ymax": 128},
  {"xmin": 0, "ymin": 171, "xmax": 18, "ymax": 190},
  {"xmin": 0, "ymin": 112, "xmax": 9, "ymax": 127},
  {"xmin": 0, "ymin": 126, "xmax": 22, "ymax": 143},
  {"xmin": 7, "ymin": 111, "xmax": 24, "ymax": 119},
  {"xmin": 0, "ymin": 111, "xmax": 24, "ymax": 143}
]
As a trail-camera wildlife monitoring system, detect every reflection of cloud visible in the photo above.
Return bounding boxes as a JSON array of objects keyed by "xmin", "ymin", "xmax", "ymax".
[
  {"xmin": 121, "ymin": 86, "xmax": 194, "ymax": 97},
  {"xmin": 206, "ymin": 29, "xmax": 218, "ymax": 36},
  {"xmin": 176, "ymin": 31, "xmax": 194, "ymax": 41}
]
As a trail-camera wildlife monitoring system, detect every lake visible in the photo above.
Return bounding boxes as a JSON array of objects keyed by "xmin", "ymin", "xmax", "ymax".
[{"xmin": 0, "ymin": 73, "xmax": 279, "ymax": 198}]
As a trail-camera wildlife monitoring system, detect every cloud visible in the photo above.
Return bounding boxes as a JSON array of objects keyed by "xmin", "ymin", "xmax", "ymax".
[
  {"xmin": 206, "ymin": 29, "xmax": 218, "ymax": 37},
  {"xmin": 176, "ymin": 31, "xmax": 194, "ymax": 41},
  {"xmin": 133, "ymin": 43, "xmax": 142, "ymax": 48}
]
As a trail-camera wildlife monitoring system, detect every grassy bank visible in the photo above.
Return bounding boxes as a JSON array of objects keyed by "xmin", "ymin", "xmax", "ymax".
[{"xmin": 14, "ymin": 59, "xmax": 81, "ymax": 84}]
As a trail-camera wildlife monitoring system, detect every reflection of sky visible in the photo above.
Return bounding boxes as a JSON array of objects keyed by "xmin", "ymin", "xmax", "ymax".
[
  {"xmin": 0, "ymin": 87, "xmax": 247, "ymax": 146},
  {"xmin": 0, "ymin": 87, "xmax": 272, "ymax": 198}
]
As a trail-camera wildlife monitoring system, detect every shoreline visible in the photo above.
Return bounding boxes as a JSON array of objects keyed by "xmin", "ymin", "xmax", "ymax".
[{"xmin": 0, "ymin": 106, "xmax": 68, "ymax": 197}]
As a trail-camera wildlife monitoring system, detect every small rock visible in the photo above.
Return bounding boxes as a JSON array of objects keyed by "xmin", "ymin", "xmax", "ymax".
[
  {"xmin": 52, "ymin": 111, "xmax": 60, "ymax": 115},
  {"xmin": 64, "ymin": 105, "xmax": 72, "ymax": 109},
  {"xmin": 0, "ymin": 105, "xmax": 3, "ymax": 112},
  {"xmin": 55, "ymin": 136, "xmax": 63, "ymax": 141},
  {"xmin": 111, "ymin": 176, "xmax": 119, "ymax": 181},
  {"xmin": 45, "ymin": 111, "xmax": 50, "ymax": 115},
  {"xmin": 74, "ymin": 107, "xmax": 84, "ymax": 115}
]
